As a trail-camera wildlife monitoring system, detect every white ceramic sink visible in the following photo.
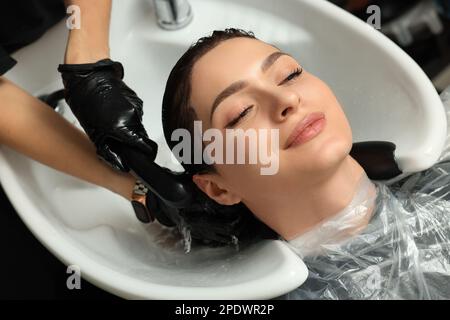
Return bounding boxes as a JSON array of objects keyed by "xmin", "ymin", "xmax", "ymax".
[{"xmin": 0, "ymin": 0, "xmax": 446, "ymax": 299}]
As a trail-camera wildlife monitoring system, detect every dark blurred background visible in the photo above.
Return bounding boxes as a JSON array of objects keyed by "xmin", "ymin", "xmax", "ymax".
[
  {"xmin": 330, "ymin": 0, "xmax": 450, "ymax": 93},
  {"xmin": 1, "ymin": 0, "xmax": 449, "ymax": 300}
]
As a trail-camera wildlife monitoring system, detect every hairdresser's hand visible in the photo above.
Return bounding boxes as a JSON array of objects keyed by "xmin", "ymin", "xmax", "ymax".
[{"xmin": 57, "ymin": 59, "xmax": 157, "ymax": 171}]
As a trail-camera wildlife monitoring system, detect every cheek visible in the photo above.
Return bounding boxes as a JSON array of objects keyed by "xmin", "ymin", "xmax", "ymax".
[
  {"xmin": 214, "ymin": 132, "xmax": 277, "ymax": 194},
  {"xmin": 282, "ymin": 83, "xmax": 353, "ymax": 173},
  {"xmin": 215, "ymin": 162, "xmax": 261, "ymax": 197},
  {"xmin": 326, "ymin": 98, "xmax": 353, "ymax": 143},
  {"xmin": 318, "ymin": 104, "xmax": 353, "ymax": 165},
  {"xmin": 308, "ymin": 76, "xmax": 353, "ymax": 146}
]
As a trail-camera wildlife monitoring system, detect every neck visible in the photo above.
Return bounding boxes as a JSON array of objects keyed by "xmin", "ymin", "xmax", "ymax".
[{"xmin": 251, "ymin": 156, "xmax": 369, "ymax": 241}]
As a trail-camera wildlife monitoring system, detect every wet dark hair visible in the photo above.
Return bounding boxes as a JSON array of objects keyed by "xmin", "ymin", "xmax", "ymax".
[{"xmin": 161, "ymin": 28, "xmax": 279, "ymax": 244}]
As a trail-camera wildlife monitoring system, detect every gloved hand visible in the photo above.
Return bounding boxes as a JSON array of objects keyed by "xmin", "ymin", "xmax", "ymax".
[{"xmin": 57, "ymin": 58, "xmax": 158, "ymax": 171}]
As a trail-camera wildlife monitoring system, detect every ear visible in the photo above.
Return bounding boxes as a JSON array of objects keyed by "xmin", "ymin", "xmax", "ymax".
[{"xmin": 192, "ymin": 173, "xmax": 241, "ymax": 206}]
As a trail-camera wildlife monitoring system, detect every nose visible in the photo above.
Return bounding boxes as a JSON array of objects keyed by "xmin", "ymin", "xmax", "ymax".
[{"xmin": 271, "ymin": 89, "xmax": 301, "ymax": 122}]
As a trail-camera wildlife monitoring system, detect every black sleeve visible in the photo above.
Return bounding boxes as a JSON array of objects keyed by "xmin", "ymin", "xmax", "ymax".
[{"xmin": 0, "ymin": 46, "xmax": 16, "ymax": 76}]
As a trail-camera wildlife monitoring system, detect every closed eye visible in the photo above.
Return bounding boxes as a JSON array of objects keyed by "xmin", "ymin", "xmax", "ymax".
[
  {"xmin": 225, "ymin": 105, "xmax": 254, "ymax": 128},
  {"xmin": 279, "ymin": 67, "xmax": 303, "ymax": 85},
  {"xmin": 223, "ymin": 68, "xmax": 302, "ymax": 128}
]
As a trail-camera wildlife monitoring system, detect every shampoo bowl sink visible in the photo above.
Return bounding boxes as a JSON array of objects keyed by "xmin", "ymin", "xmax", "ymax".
[{"xmin": 0, "ymin": 0, "xmax": 446, "ymax": 299}]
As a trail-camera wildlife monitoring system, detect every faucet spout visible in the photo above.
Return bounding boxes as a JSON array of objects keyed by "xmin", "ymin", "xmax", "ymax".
[{"xmin": 153, "ymin": 0, "xmax": 193, "ymax": 30}]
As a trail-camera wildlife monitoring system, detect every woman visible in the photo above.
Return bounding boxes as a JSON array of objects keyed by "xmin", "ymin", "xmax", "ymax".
[
  {"xmin": 160, "ymin": 28, "xmax": 450, "ymax": 299},
  {"xmin": 162, "ymin": 28, "xmax": 389, "ymax": 242}
]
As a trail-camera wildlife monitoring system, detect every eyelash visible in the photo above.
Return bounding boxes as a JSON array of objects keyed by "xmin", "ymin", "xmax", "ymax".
[
  {"xmin": 225, "ymin": 67, "xmax": 303, "ymax": 128},
  {"xmin": 281, "ymin": 67, "xmax": 303, "ymax": 84},
  {"xmin": 226, "ymin": 105, "xmax": 254, "ymax": 128}
]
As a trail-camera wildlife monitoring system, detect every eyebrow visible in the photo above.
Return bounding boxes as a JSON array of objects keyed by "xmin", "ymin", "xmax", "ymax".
[{"xmin": 209, "ymin": 51, "xmax": 290, "ymax": 122}]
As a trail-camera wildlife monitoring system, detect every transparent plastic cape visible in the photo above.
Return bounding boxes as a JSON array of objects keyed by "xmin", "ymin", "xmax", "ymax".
[{"xmin": 277, "ymin": 88, "xmax": 450, "ymax": 300}]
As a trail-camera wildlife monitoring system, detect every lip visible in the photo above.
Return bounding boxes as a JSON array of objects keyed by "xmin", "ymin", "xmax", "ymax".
[{"xmin": 285, "ymin": 112, "xmax": 326, "ymax": 149}]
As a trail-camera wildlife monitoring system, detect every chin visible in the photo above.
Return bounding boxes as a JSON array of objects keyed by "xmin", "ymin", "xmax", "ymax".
[
  {"xmin": 291, "ymin": 134, "xmax": 351, "ymax": 173},
  {"xmin": 317, "ymin": 136, "xmax": 352, "ymax": 167}
]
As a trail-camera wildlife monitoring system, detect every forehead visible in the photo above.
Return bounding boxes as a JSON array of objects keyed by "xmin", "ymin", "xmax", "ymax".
[{"xmin": 190, "ymin": 37, "xmax": 278, "ymax": 124}]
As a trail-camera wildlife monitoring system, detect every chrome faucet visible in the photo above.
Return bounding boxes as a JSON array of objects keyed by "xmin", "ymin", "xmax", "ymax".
[{"xmin": 153, "ymin": 0, "xmax": 193, "ymax": 30}]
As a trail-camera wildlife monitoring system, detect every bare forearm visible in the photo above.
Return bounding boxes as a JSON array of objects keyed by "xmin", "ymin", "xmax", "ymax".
[
  {"xmin": 64, "ymin": 0, "xmax": 112, "ymax": 64},
  {"xmin": 0, "ymin": 77, "xmax": 135, "ymax": 200}
]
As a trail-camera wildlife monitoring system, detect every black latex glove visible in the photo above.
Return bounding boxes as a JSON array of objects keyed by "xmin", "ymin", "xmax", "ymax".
[{"xmin": 58, "ymin": 58, "xmax": 158, "ymax": 171}]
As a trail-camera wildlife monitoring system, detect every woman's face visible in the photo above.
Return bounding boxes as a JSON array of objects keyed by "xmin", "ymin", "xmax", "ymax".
[{"xmin": 189, "ymin": 37, "xmax": 353, "ymax": 206}]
